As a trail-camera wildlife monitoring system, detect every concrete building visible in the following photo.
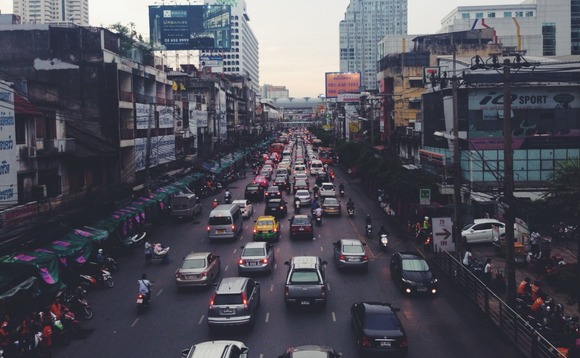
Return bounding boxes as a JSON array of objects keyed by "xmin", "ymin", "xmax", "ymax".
[
  {"xmin": 202, "ymin": 0, "xmax": 259, "ymax": 94},
  {"xmin": 339, "ymin": 0, "xmax": 408, "ymax": 92},
  {"xmin": 438, "ymin": 0, "xmax": 580, "ymax": 56},
  {"xmin": 13, "ymin": 0, "xmax": 89, "ymax": 26},
  {"xmin": 260, "ymin": 84, "xmax": 289, "ymax": 100}
]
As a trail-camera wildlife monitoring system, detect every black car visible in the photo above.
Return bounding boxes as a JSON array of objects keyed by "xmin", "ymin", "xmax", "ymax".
[
  {"xmin": 293, "ymin": 179, "xmax": 309, "ymax": 193},
  {"xmin": 273, "ymin": 176, "xmax": 291, "ymax": 193},
  {"xmin": 265, "ymin": 186, "xmax": 283, "ymax": 201},
  {"xmin": 278, "ymin": 345, "xmax": 342, "ymax": 358},
  {"xmin": 350, "ymin": 302, "xmax": 408, "ymax": 357},
  {"xmin": 245, "ymin": 183, "xmax": 264, "ymax": 202},
  {"xmin": 390, "ymin": 252, "xmax": 438, "ymax": 295},
  {"xmin": 288, "ymin": 214, "xmax": 314, "ymax": 240},
  {"xmin": 264, "ymin": 198, "xmax": 288, "ymax": 218},
  {"xmin": 316, "ymin": 171, "xmax": 330, "ymax": 185}
]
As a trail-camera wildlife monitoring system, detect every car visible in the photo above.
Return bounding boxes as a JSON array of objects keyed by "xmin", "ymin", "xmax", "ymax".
[
  {"xmin": 265, "ymin": 186, "xmax": 283, "ymax": 201},
  {"xmin": 390, "ymin": 251, "xmax": 438, "ymax": 295},
  {"xmin": 253, "ymin": 215, "xmax": 280, "ymax": 241},
  {"xmin": 245, "ymin": 183, "xmax": 264, "ymax": 202},
  {"xmin": 350, "ymin": 302, "xmax": 408, "ymax": 357},
  {"xmin": 182, "ymin": 340, "xmax": 249, "ymax": 358},
  {"xmin": 274, "ymin": 176, "xmax": 291, "ymax": 193},
  {"xmin": 294, "ymin": 189, "xmax": 311, "ymax": 207},
  {"xmin": 288, "ymin": 214, "xmax": 314, "ymax": 240},
  {"xmin": 462, "ymin": 219, "xmax": 506, "ymax": 244},
  {"xmin": 262, "ymin": 164, "xmax": 274, "ymax": 176},
  {"xmin": 264, "ymin": 198, "xmax": 288, "ymax": 218},
  {"xmin": 207, "ymin": 277, "xmax": 261, "ymax": 329},
  {"xmin": 259, "ymin": 169, "xmax": 271, "ymax": 180},
  {"xmin": 253, "ymin": 175, "xmax": 269, "ymax": 188},
  {"xmin": 284, "ymin": 256, "xmax": 328, "ymax": 308},
  {"xmin": 278, "ymin": 345, "xmax": 343, "ymax": 358},
  {"xmin": 319, "ymin": 182, "xmax": 336, "ymax": 198},
  {"xmin": 333, "ymin": 239, "xmax": 368, "ymax": 271},
  {"xmin": 175, "ymin": 251, "xmax": 221, "ymax": 288},
  {"xmin": 293, "ymin": 164, "xmax": 307, "ymax": 176},
  {"xmin": 275, "ymin": 167, "xmax": 289, "ymax": 177},
  {"xmin": 238, "ymin": 241, "xmax": 275, "ymax": 275},
  {"xmin": 293, "ymin": 179, "xmax": 309, "ymax": 193},
  {"xmin": 233, "ymin": 199, "xmax": 253, "ymax": 219},
  {"xmin": 321, "ymin": 197, "xmax": 341, "ymax": 216},
  {"xmin": 315, "ymin": 171, "xmax": 330, "ymax": 184},
  {"xmin": 293, "ymin": 172, "xmax": 309, "ymax": 184}
]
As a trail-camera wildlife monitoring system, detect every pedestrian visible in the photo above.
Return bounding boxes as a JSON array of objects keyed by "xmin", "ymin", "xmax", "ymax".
[
  {"xmin": 530, "ymin": 230, "xmax": 540, "ymax": 256},
  {"xmin": 462, "ymin": 246, "xmax": 473, "ymax": 266},
  {"xmin": 483, "ymin": 258, "xmax": 492, "ymax": 286},
  {"xmin": 144, "ymin": 240, "xmax": 153, "ymax": 264}
]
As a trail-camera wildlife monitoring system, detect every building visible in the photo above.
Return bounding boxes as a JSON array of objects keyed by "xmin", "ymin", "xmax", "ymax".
[
  {"xmin": 13, "ymin": 0, "xmax": 89, "ymax": 26},
  {"xmin": 339, "ymin": 0, "xmax": 408, "ymax": 92},
  {"xmin": 438, "ymin": 0, "xmax": 579, "ymax": 56},
  {"xmin": 260, "ymin": 84, "xmax": 289, "ymax": 100},
  {"xmin": 201, "ymin": 0, "xmax": 259, "ymax": 94}
]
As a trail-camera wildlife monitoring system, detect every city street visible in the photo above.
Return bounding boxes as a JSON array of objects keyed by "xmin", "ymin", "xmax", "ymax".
[{"xmin": 54, "ymin": 168, "xmax": 522, "ymax": 358}]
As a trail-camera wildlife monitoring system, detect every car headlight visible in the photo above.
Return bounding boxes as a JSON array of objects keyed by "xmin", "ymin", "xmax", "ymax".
[
  {"xmin": 401, "ymin": 278, "xmax": 413, "ymax": 284},
  {"xmin": 431, "ymin": 278, "xmax": 438, "ymax": 284},
  {"xmin": 380, "ymin": 237, "xmax": 389, "ymax": 244}
]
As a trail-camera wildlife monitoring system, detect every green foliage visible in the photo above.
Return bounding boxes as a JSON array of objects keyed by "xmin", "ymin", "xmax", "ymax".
[
  {"xmin": 108, "ymin": 22, "xmax": 151, "ymax": 60},
  {"xmin": 546, "ymin": 157, "xmax": 580, "ymax": 223}
]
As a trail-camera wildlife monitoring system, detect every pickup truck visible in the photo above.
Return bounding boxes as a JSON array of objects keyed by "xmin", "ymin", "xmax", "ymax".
[
  {"xmin": 169, "ymin": 193, "xmax": 202, "ymax": 220},
  {"xmin": 284, "ymin": 256, "xmax": 328, "ymax": 308}
]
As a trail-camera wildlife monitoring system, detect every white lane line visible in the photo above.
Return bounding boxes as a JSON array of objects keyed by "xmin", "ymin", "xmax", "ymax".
[
  {"xmin": 131, "ymin": 318, "xmax": 139, "ymax": 328},
  {"xmin": 198, "ymin": 315, "xmax": 205, "ymax": 325},
  {"xmin": 225, "ymin": 265, "xmax": 229, "ymax": 271},
  {"xmin": 259, "ymin": 355, "xmax": 264, "ymax": 358},
  {"xmin": 265, "ymin": 312, "xmax": 270, "ymax": 323},
  {"xmin": 320, "ymin": 246, "xmax": 324, "ymax": 252},
  {"xmin": 233, "ymin": 248, "xmax": 238, "ymax": 254},
  {"xmin": 274, "ymin": 263, "xmax": 278, "ymax": 270},
  {"xmin": 327, "ymin": 283, "xmax": 331, "ymax": 291},
  {"xmin": 156, "ymin": 289, "xmax": 163, "ymax": 296},
  {"xmin": 332, "ymin": 312, "xmax": 336, "ymax": 322},
  {"xmin": 270, "ymin": 284, "xmax": 274, "ymax": 292}
]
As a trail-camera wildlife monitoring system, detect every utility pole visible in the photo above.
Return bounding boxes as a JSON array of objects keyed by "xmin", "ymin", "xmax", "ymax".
[
  {"xmin": 144, "ymin": 103, "xmax": 154, "ymax": 197},
  {"xmin": 451, "ymin": 43, "xmax": 462, "ymax": 257},
  {"xmin": 503, "ymin": 59, "xmax": 516, "ymax": 307}
]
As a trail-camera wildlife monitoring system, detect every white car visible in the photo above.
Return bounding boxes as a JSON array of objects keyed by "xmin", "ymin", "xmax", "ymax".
[
  {"xmin": 319, "ymin": 182, "xmax": 336, "ymax": 198},
  {"xmin": 294, "ymin": 190, "xmax": 312, "ymax": 207},
  {"xmin": 233, "ymin": 199, "xmax": 253, "ymax": 219},
  {"xmin": 462, "ymin": 219, "xmax": 505, "ymax": 244},
  {"xmin": 293, "ymin": 164, "xmax": 308, "ymax": 176}
]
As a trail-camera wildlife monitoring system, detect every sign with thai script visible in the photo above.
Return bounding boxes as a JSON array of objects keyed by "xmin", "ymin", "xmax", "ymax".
[
  {"xmin": 135, "ymin": 135, "xmax": 176, "ymax": 172},
  {"xmin": 325, "ymin": 72, "xmax": 361, "ymax": 98},
  {"xmin": 158, "ymin": 105, "xmax": 174, "ymax": 129},
  {"xmin": 192, "ymin": 109, "xmax": 208, "ymax": 128},
  {"xmin": 136, "ymin": 103, "xmax": 153, "ymax": 130},
  {"xmin": 0, "ymin": 82, "xmax": 17, "ymax": 210}
]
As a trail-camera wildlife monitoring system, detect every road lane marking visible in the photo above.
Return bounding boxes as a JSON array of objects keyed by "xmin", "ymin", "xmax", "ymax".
[
  {"xmin": 270, "ymin": 284, "xmax": 274, "ymax": 292},
  {"xmin": 131, "ymin": 318, "xmax": 139, "ymax": 328},
  {"xmin": 225, "ymin": 265, "xmax": 229, "ymax": 271},
  {"xmin": 156, "ymin": 289, "xmax": 163, "ymax": 296},
  {"xmin": 233, "ymin": 248, "xmax": 238, "ymax": 254},
  {"xmin": 332, "ymin": 312, "xmax": 336, "ymax": 322},
  {"xmin": 259, "ymin": 355, "xmax": 264, "ymax": 358},
  {"xmin": 320, "ymin": 246, "xmax": 324, "ymax": 252},
  {"xmin": 274, "ymin": 263, "xmax": 278, "ymax": 270},
  {"xmin": 265, "ymin": 312, "xmax": 270, "ymax": 322},
  {"xmin": 327, "ymin": 283, "xmax": 331, "ymax": 291},
  {"xmin": 198, "ymin": 315, "xmax": 205, "ymax": 325}
]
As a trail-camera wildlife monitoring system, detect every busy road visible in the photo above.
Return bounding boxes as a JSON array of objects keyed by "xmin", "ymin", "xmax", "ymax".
[{"xmin": 54, "ymin": 137, "xmax": 521, "ymax": 358}]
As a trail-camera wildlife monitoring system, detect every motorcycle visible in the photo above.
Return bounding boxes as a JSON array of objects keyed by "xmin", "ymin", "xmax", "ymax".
[
  {"xmin": 294, "ymin": 199, "xmax": 301, "ymax": 213},
  {"xmin": 79, "ymin": 267, "xmax": 115, "ymax": 290},
  {"xmin": 98, "ymin": 254, "xmax": 119, "ymax": 273},
  {"xmin": 339, "ymin": 187, "xmax": 345, "ymax": 197},
  {"xmin": 61, "ymin": 286, "xmax": 93, "ymax": 320},
  {"xmin": 136, "ymin": 292, "xmax": 151, "ymax": 313},
  {"xmin": 224, "ymin": 191, "xmax": 232, "ymax": 204},
  {"xmin": 150, "ymin": 244, "xmax": 170, "ymax": 264},
  {"xmin": 313, "ymin": 212, "xmax": 322, "ymax": 226},
  {"xmin": 120, "ymin": 230, "xmax": 147, "ymax": 248},
  {"xmin": 379, "ymin": 232, "xmax": 389, "ymax": 251},
  {"xmin": 365, "ymin": 224, "xmax": 373, "ymax": 240},
  {"xmin": 347, "ymin": 206, "xmax": 354, "ymax": 217}
]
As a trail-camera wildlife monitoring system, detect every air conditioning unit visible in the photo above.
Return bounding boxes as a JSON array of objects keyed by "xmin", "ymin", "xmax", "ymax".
[
  {"xmin": 406, "ymin": 127, "xmax": 413, "ymax": 136},
  {"xmin": 19, "ymin": 146, "xmax": 29, "ymax": 159},
  {"xmin": 28, "ymin": 147, "xmax": 37, "ymax": 157}
]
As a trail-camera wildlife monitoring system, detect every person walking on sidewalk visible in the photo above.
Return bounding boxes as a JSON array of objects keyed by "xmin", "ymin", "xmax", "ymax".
[
  {"xmin": 483, "ymin": 258, "xmax": 492, "ymax": 286},
  {"xmin": 463, "ymin": 246, "xmax": 473, "ymax": 267}
]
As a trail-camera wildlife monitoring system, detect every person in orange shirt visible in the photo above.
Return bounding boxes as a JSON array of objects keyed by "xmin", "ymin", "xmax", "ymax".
[
  {"xmin": 517, "ymin": 277, "xmax": 532, "ymax": 297},
  {"xmin": 531, "ymin": 280, "xmax": 541, "ymax": 301}
]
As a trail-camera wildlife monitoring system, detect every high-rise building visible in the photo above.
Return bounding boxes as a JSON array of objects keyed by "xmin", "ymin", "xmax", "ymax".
[
  {"xmin": 13, "ymin": 0, "xmax": 89, "ymax": 25},
  {"xmin": 339, "ymin": 0, "xmax": 408, "ymax": 92},
  {"xmin": 260, "ymin": 84, "xmax": 289, "ymax": 100},
  {"xmin": 202, "ymin": 0, "xmax": 259, "ymax": 93}
]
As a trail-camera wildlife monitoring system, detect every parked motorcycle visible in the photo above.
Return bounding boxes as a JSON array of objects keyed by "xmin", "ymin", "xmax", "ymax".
[
  {"xmin": 79, "ymin": 267, "xmax": 114, "ymax": 290},
  {"xmin": 61, "ymin": 286, "xmax": 93, "ymax": 320},
  {"xmin": 379, "ymin": 233, "xmax": 389, "ymax": 251},
  {"xmin": 101, "ymin": 255, "xmax": 119, "ymax": 273}
]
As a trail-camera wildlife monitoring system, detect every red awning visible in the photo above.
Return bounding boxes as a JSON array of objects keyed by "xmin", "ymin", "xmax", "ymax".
[{"xmin": 15, "ymin": 95, "xmax": 43, "ymax": 116}]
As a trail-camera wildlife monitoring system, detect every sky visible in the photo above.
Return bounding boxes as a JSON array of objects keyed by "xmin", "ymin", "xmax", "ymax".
[{"xmin": 0, "ymin": 0, "xmax": 515, "ymax": 97}]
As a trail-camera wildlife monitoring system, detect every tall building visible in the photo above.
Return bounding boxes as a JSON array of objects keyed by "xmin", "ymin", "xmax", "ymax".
[
  {"xmin": 13, "ymin": 0, "xmax": 89, "ymax": 25},
  {"xmin": 339, "ymin": 0, "xmax": 408, "ymax": 92},
  {"xmin": 439, "ymin": 0, "xmax": 579, "ymax": 56},
  {"xmin": 260, "ymin": 84, "xmax": 289, "ymax": 100},
  {"xmin": 202, "ymin": 0, "xmax": 259, "ymax": 94}
]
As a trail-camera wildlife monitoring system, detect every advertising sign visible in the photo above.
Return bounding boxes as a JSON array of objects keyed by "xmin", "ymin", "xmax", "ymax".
[
  {"xmin": 419, "ymin": 188, "xmax": 431, "ymax": 205},
  {"xmin": 337, "ymin": 93, "xmax": 361, "ymax": 103},
  {"xmin": 135, "ymin": 135, "xmax": 176, "ymax": 172},
  {"xmin": 432, "ymin": 217, "xmax": 455, "ymax": 251},
  {"xmin": 149, "ymin": 5, "xmax": 232, "ymax": 51},
  {"xmin": 158, "ymin": 105, "xmax": 174, "ymax": 129},
  {"xmin": 192, "ymin": 109, "xmax": 208, "ymax": 128},
  {"xmin": 0, "ymin": 82, "xmax": 17, "ymax": 210},
  {"xmin": 136, "ymin": 103, "xmax": 152, "ymax": 130},
  {"xmin": 325, "ymin": 72, "xmax": 361, "ymax": 98}
]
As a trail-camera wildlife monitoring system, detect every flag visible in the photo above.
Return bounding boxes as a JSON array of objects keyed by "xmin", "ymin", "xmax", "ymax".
[
  {"xmin": 171, "ymin": 81, "xmax": 178, "ymax": 91},
  {"xmin": 179, "ymin": 82, "xmax": 186, "ymax": 91}
]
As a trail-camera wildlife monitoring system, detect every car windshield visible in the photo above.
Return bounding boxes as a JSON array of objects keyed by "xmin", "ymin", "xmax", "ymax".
[
  {"xmin": 325, "ymin": 199, "xmax": 338, "ymax": 205},
  {"xmin": 462, "ymin": 223, "xmax": 475, "ymax": 230},
  {"xmin": 243, "ymin": 247, "xmax": 265, "ymax": 256},
  {"xmin": 247, "ymin": 185, "xmax": 259, "ymax": 190},
  {"xmin": 290, "ymin": 270, "xmax": 321, "ymax": 284},
  {"xmin": 296, "ymin": 190, "xmax": 310, "ymax": 196},
  {"xmin": 343, "ymin": 244, "xmax": 364, "ymax": 253},
  {"xmin": 322, "ymin": 185, "xmax": 333, "ymax": 190},
  {"xmin": 257, "ymin": 219, "xmax": 274, "ymax": 226},
  {"xmin": 182, "ymin": 258, "xmax": 206, "ymax": 269},
  {"xmin": 402, "ymin": 258, "xmax": 429, "ymax": 272},
  {"xmin": 365, "ymin": 313, "xmax": 400, "ymax": 331},
  {"xmin": 209, "ymin": 216, "xmax": 232, "ymax": 225},
  {"xmin": 293, "ymin": 217, "xmax": 310, "ymax": 225},
  {"xmin": 213, "ymin": 293, "xmax": 242, "ymax": 305},
  {"xmin": 296, "ymin": 180, "xmax": 307, "ymax": 186}
]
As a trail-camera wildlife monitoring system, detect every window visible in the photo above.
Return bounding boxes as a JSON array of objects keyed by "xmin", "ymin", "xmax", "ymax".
[
  {"xmin": 462, "ymin": 13, "xmax": 470, "ymax": 19},
  {"xmin": 488, "ymin": 12, "xmax": 496, "ymax": 18},
  {"xmin": 504, "ymin": 11, "xmax": 512, "ymax": 17},
  {"xmin": 515, "ymin": 11, "xmax": 523, "ymax": 17},
  {"xmin": 475, "ymin": 13, "xmax": 483, "ymax": 19},
  {"xmin": 526, "ymin": 11, "xmax": 534, "ymax": 17}
]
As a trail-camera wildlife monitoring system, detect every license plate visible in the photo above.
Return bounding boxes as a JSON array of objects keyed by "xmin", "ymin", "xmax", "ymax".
[
  {"xmin": 417, "ymin": 287, "xmax": 428, "ymax": 292},
  {"xmin": 379, "ymin": 341, "xmax": 391, "ymax": 347},
  {"xmin": 348, "ymin": 257, "xmax": 361, "ymax": 262},
  {"xmin": 136, "ymin": 299, "xmax": 143, "ymax": 304},
  {"xmin": 248, "ymin": 262, "xmax": 258, "ymax": 266},
  {"xmin": 221, "ymin": 309, "xmax": 235, "ymax": 315},
  {"xmin": 216, "ymin": 229, "xmax": 225, "ymax": 234},
  {"xmin": 300, "ymin": 300, "xmax": 310, "ymax": 305}
]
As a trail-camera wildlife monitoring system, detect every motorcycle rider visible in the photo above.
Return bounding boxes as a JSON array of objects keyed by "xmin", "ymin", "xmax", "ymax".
[
  {"xmin": 339, "ymin": 183, "xmax": 345, "ymax": 194},
  {"xmin": 312, "ymin": 184, "xmax": 319, "ymax": 199},
  {"xmin": 517, "ymin": 277, "xmax": 532, "ymax": 300},
  {"xmin": 49, "ymin": 298, "xmax": 69, "ymax": 321},
  {"xmin": 294, "ymin": 197, "xmax": 301, "ymax": 210},
  {"xmin": 144, "ymin": 240, "xmax": 153, "ymax": 264},
  {"xmin": 96, "ymin": 248, "xmax": 105, "ymax": 265},
  {"xmin": 224, "ymin": 189, "xmax": 232, "ymax": 203},
  {"xmin": 313, "ymin": 206, "xmax": 323, "ymax": 223},
  {"xmin": 211, "ymin": 198, "xmax": 219, "ymax": 209},
  {"xmin": 346, "ymin": 198, "xmax": 355, "ymax": 212},
  {"xmin": 138, "ymin": 274, "xmax": 153, "ymax": 304},
  {"xmin": 378, "ymin": 225, "xmax": 387, "ymax": 237},
  {"xmin": 365, "ymin": 214, "xmax": 372, "ymax": 227}
]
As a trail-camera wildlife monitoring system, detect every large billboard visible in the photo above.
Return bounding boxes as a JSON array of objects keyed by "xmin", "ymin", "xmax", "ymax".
[
  {"xmin": 325, "ymin": 72, "xmax": 361, "ymax": 98},
  {"xmin": 0, "ymin": 82, "xmax": 17, "ymax": 210},
  {"xmin": 149, "ymin": 5, "xmax": 231, "ymax": 51}
]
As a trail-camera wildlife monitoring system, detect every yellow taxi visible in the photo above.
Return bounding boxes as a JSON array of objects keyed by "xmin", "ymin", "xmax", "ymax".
[{"xmin": 253, "ymin": 216, "xmax": 280, "ymax": 241}]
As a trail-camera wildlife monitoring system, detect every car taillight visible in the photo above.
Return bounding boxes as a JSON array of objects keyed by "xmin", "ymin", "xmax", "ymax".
[
  {"xmin": 201, "ymin": 272, "xmax": 207, "ymax": 277},
  {"xmin": 239, "ymin": 259, "xmax": 245, "ymax": 265},
  {"xmin": 241, "ymin": 292, "xmax": 248, "ymax": 307},
  {"xmin": 361, "ymin": 336, "xmax": 371, "ymax": 347},
  {"xmin": 253, "ymin": 228, "xmax": 257, "ymax": 233},
  {"xmin": 207, "ymin": 226, "xmax": 210, "ymax": 231},
  {"xmin": 280, "ymin": 206, "xmax": 284, "ymax": 209},
  {"xmin": 284, "ymin": 286, "xmax": 289, "ymax": 297},
  {"xmin": 231, "ymin": 225, "xmax": 235, "ymax": 230},
  {"xmin": 261, "ymin": 258, "xmax": 268, "ymax": 264},
  {"xmin": 400, "ymin": 337, "xmax": 408, "ymax": 348},
  {"xmin": 339, "ymin": 255, "xmax": 346, "ymax": 261},
  {"xmin": 363, "ymin": 255, "xmax": 369, "ymax": 261},
  {"xmin": 209, "ymin": 292, "xmax": 216, "ymax": 307},
  {"xmin": 273, "ymin": 227, "xmax": 278, "ymax": 232}
]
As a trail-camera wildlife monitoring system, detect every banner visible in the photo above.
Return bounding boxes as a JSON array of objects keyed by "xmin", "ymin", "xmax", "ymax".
[{"xmin": 0, "ymin": 82, "xmax": 17, "ymax": 210}]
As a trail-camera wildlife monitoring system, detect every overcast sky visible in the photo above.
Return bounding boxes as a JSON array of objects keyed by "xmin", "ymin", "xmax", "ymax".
[{"xmin": 0, "ymin": 0, "xmax": 515, "ymax": 97}]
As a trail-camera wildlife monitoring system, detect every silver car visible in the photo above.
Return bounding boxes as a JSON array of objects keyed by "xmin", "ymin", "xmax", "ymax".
[
  {"xmin": 333, "ymin": 239, "xmax": 369, "ymax": 271},
  {"xmin": 175, "ymin": 252, "xmax": 221, "ymax": 288},
  {"xmin": 295, "ymin": 190, "xmax": 311, "ymax": 207},
  {"xmin": 238, "ymin": 242, "xmax": 275, "ymax": 275},
  {"xmin": 233, "ymin": 199, "xmax": 254, "ymax": 219}
]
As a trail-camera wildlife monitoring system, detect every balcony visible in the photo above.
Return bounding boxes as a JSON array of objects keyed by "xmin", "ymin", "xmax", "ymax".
[
  {"xmin": 31, "ymin": 139, "xmax": 76, "ymax": 157},
  {"xmin": 119, "ymin": 90, "xmax": 133, "ymax": 102}
]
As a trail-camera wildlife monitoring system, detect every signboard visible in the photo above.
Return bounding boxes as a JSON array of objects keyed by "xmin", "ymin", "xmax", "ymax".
[
  {"xmin": 432, "ymin": 217, "xmax": 455, "ymax": 251},
  {"xmin": 0, "ymin": 82, "xmax": 17, "ymax": 210},
  {"xmin": 149, "ymin": 5, "xmax": 232, "ymax": 51},
  {"xmin": 419, "ymin": 188, "xmax": 431, "ymax": 206},
  {"xmin": 158, "ymin": 105, "xmax": 174, "ymax": 129},
  {"xmin": 337, "ymin": 93, "xmax": 361, "ymax": 103},
  {"xmin": 191, "ymin": 109, "xmax": 208, "ymax": 128},
  {"xmin": 468, "ymin": 88, "xmax": 580, "ymax": 110},
  {"xmin": 136, "ymin": 103, "xmax": 152, "ymax": 130},
  {"xmin": 135, "ymin": 135, "xmax": 176, "ymax": 172},
  {"xmin": 423, "ymin": 66, "xmax": 444, "ymax": 84},
  {"xmin": 325, "ymin": 72, "xmax": 361, "ymax": 98}
]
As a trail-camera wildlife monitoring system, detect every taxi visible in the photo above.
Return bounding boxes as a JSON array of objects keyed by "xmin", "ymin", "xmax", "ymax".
[{"xmin": 253, "ymin": 215, "xmax": 280, "ymax": 241}]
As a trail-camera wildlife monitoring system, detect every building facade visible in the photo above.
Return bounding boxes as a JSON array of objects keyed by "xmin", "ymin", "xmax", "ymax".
[
  {"xmin": 260, "ymin": 84, "xmax": 289, "ymax": 100},
  {"xmin": 438, "ymin": 0, "xmax": 579, "ymax": 56},
  {"xmin": 13, "ymin": 0, "xmax": 89, "ymax": 26},
  {"xmin": 339, "ymin": 0, "xmax": 408, "ymax": 91}
]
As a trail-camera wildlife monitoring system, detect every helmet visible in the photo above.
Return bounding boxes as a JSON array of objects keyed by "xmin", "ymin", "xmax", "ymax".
[
  {"xmin": 141, "ymin": 273, "xmax": 147, "ymax": 280},
  {"xmin": 98, "ymin": 249, "xmax": 103, "ymax": 254},
  {"xmin": 425, "ymin": 216, "xmax": 429, "ymax": 221},
  {"xmin": 213, "ymin": 198, "xmax": 218, "ymax": 202}
]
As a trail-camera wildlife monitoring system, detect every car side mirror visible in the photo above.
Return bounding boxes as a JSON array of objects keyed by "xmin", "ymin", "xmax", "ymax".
[
  {"xmin": 322, "ymin": 261, "xmax": 328, "ymax": 265},
  {"xmin": 182, "ymin": 348, "xmax": 191, "ymax": 357},
  {"xmin": 284, "ymin": 261, "xmax": 290, "ymax": 266}
]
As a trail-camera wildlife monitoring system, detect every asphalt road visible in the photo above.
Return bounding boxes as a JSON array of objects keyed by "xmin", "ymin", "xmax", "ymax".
[{"xmin": 54, "ymin": 167, "xmax": 523, "ymax": 358}]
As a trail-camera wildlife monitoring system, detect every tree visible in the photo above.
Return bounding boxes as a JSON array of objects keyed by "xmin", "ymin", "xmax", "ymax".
[{"xmin": 108, "ymin": 22, "xmax": 151, "ymax": 60}]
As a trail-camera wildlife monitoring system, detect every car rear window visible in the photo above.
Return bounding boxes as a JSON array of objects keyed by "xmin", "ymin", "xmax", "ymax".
[
  {"xmin": 402, "ymin": 258, "xmax": 429, "ymax": 272},
  {"xmin": 243, "ymin": 248, "xmax": 265, "ymax": 256},
  {"xmin": 290, "ymin": 271, "xmax": 321, "ymax": 284},
  {"xmin": 343, "ymin": 245, "xmax": 364, "ymax": 254},
  {"xmin": 182, "ymin": 258, "xmax": 206, "ymax": 269},
  {"xmin": 213, "ymin": 293, "xmax": 243, "ymax": 305},
  {"xmin": 209, "ymin": 216, "xmax": 232, "ymax": 225},
  {"xmin": 258, "ymin": 219, "xmax": 274, "ymax": 226},
  {"xmin": 365, "ymin": 313, "xmax": 400, "ymax": 331}
]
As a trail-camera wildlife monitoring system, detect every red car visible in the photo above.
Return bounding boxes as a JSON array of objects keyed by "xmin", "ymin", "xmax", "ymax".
[{"xmin": 253, "ymin": 175, "xmax": 268, "ymax": 188}]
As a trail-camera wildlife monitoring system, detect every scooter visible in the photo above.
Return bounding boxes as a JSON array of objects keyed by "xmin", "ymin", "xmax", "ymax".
[
  {"xmin": 150, "ymin": 244, "xmax": 170, "ymax": 264},
  {"xmin": 347, "ymin": 206, "xmax": 354, "ymax": 217},
  {"xmin": 224, "ymin": 191, "xmax": 232, "ymax": 204},
  {"xmin": 61, "ymin": 286, "xmax": 93, "ymax": 320},
  {"xmin": 136, "ymin": 292, "xmax": 151, "ymax": 313},
  {"xmin": 79, "ymin": 267, "xmax": 115, "ymax": 290},
  {"xmin": 294, "ymin": 199, "xmax": 301, "ymax": 213},
  {"xmin": 314, "ymin": 212, "xmax": 322, "ymax": 226},
  {"xmin": 379, "ymin": 232, "xmax": 389, "ymax": 251},
  {"xmin": 366, "ymin": 224, "xmax": 373, "ymax": 240},
  {"xmin": 339, "ymin": 188, "xmax": 345, "ymax": 197}
]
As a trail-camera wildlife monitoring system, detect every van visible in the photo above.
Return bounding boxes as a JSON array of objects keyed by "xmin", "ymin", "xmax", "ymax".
[
  {"xmin": 310, "ymin": 159, "xmax": 324, "ymax": 176},
  {"xmin": 207, "ymin": 204, "xmax": 243, "ymax": 241},
  {"xmin": 169, "ymin": 193, "xmax": 202, "ymax": 220}
]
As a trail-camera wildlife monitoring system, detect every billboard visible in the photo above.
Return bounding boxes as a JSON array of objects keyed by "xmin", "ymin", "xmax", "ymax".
[
  {"xmin": 149, "ymin": 5, "xmax": 231, "ymax": 51},
  {"xmin": 0, "ymin": 82, "xmax": 17, "ymax": 210},
  {"xmin": 325, "ymin": 72, "xmax": 361, "ymax": 98}
]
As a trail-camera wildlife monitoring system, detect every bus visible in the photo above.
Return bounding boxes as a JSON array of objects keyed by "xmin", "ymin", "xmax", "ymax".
[
  {"xmin": 318, "ymin": 147, "xmax": 335, "ymax": 165},
  {"xmin": 269, "ymin": 142, "xmax": 285, "ymax": 156}
]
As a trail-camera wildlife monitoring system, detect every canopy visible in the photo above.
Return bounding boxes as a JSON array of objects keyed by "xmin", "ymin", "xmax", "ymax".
[
  {"xmin": 40, "ymin": 234, "xmax": 94, "ymax": 266},
  {"xmin": 0, "ymin": 250, "xmax": 62, "ymax": 287}
]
